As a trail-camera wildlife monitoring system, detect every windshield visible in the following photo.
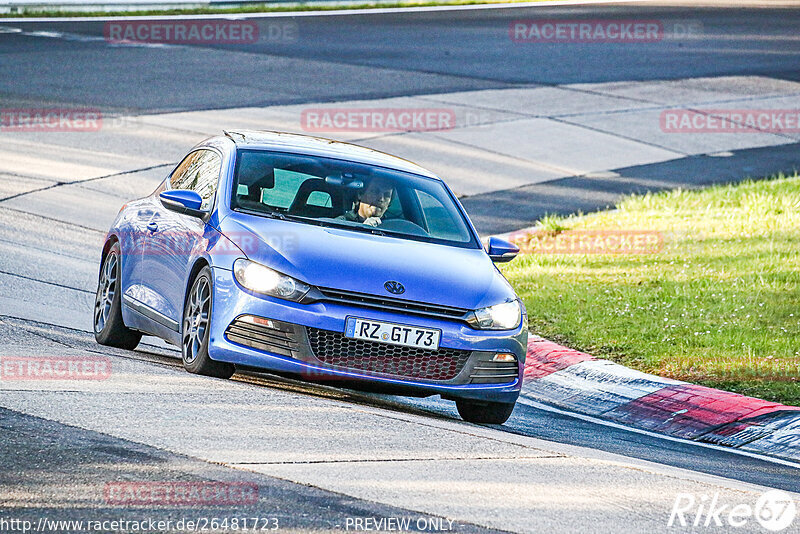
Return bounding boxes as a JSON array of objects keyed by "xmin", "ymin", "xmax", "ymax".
[{"xmin": 230, "ymin": 149, "xmax": 479, "ymax": 248}]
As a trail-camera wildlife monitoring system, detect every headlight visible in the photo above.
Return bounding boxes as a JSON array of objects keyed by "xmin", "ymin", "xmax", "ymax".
[
  {"xmin": 467, "ymin": 300, "xmax": 522, "ymax": 330},
  {"xmin": 233, "ymin": 259, "xmax": 310, "ymax": 302}
]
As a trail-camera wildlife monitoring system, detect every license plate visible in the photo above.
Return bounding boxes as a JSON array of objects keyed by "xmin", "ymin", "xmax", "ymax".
[{"xmin": 344, "ymin": 317, "xmax": 440, "ymax": 350}]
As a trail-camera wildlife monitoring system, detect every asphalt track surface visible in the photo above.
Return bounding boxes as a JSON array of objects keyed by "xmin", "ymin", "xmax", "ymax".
[
  {"xmin": 2, "ymin": 5, "xmax": 800, "ymax": 112},
  {"xmin": 1, "ymin": 2, "xmax": 800, "ymax": 532},
  {"xmin": 3, "ymin": 3, "xmax": 800, "ymax": 233}
]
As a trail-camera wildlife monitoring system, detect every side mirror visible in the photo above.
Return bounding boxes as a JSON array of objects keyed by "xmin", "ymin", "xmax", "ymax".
[
  {"xmin": 160, "ymin": 190, "xmax": 206, "ymax": 218},
  {"xmin": 486, "ymin": 236, "xmax": 519, "ymax": 263}
]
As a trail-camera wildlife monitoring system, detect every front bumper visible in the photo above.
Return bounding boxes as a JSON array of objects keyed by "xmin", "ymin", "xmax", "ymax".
[{"xmin": 207, "ymin": 267, "xmax": 527, "ymax": 403}]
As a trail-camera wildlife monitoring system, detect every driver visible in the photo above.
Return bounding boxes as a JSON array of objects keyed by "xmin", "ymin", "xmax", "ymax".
[{"xmin": 338, "ymin": 177, "xmax": 394, "ymax": 227}]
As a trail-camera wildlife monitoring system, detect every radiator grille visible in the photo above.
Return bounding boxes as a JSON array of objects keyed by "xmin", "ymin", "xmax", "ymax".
[
  {"xmin": 315, "ymin": 287, "xmax": 470, "ymax": 323},
  {"xmin": 306, "ymin": 327, "xmax": 471, "ymax": 381}
]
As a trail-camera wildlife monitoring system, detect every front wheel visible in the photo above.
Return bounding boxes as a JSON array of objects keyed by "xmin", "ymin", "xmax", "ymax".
[
  {"xmin": 456, "ymin": 399, "xmax": 516, "ymax": 425},
  {"xmin": 94, "ymin": 242, "xmax": 142, "ymax": 350},
  {"xmin": 182, "ymin": 266, "xmax": 235, "ymax": 379}
]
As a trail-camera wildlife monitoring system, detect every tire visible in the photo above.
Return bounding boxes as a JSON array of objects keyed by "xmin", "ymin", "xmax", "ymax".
[
  {"xmin": 94, "ymin": 242, "xmax": 142, "ymax": 350},
  {"xmin": 456, "ymin": 399, "xmax": 516, "ymax": 425},
  {"xmin": 182, "ymin": 266, "xmax": 235, "ymax": 379}
]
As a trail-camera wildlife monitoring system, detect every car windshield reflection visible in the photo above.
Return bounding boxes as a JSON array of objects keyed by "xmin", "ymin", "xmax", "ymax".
[{"xmin": 231, "ymin": 149, "xmax": 478, "ymax": 248}]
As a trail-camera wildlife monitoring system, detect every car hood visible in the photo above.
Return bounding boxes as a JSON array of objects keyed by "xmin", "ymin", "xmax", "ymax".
[{"xmin": 218, "ymin": 212, "xmax": 516, "ymax": 310}]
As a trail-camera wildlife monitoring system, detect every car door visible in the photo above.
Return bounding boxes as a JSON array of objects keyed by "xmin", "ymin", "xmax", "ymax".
[
  {"xmin": 120, "ymin": 195, "xmax": 163, "ymax": 308},
  {"xmin": 139, "ymin": 149, "xmax": 222, "ymax": 330},
  {"xmin": 118, "ymin": 195, "xmax": 157, "ymax": 307}
]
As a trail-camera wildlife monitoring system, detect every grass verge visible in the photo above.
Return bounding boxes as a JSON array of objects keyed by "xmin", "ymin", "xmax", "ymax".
[
  {"xmin": 1, "ymin": 0, "xmax": 545, "ymax": 18},
  {"xmin": 502, "ymin": 173, "xmax": 800, "ymax": 406}
]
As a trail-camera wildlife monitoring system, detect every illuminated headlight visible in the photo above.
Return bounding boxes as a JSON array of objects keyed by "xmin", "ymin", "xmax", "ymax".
[
  {"xmin": 233, "ymin": 259, "xmax": 310, "ymax": 302},
  {"xmin": 467, "ymin": 300, "xmax": 522, "ymax": 330}
]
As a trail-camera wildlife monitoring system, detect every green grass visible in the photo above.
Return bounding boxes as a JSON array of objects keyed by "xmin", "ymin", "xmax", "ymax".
[
  {"xmin": 1, "ymin": 0, "xmax": 548, "ymax": 18},
  {"xmin": 502, "ymin": 173, "xmax": 800, "ymax": 406}
]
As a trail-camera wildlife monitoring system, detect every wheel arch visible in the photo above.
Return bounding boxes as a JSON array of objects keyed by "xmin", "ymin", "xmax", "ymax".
[
  {"xmin": 99, "ymin": 234, "xmax": 120, "ymax": 279},
  {"xmin": 183, "ymin": 257, "xmax": 212, "ymax": 316}
]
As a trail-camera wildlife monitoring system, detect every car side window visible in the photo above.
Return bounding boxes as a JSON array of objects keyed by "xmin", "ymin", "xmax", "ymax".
[
  {"xmin": 306, "ymin": 190, "xmax": 332, "ymax": 208},
  {"xmin": 263, "ymin": 169, "xmax": 315, "ymax": 209},
  {"xmin": 170, "ymin": 150, "xmax": 222, "ymax": 211},
  {"xmin": 383, "ymin": 192, "xmax": 403, "ymax": 220},
  {"xmin": 416, "ymin": 190, "xmax": 470, "ymax": 242}
]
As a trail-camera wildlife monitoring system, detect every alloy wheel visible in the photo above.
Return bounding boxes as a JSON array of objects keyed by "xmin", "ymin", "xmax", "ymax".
[
  {"xmin": 94, "ymin": 252, "xmax": 117, "ymax": 333},
  {"xmin": 183, "ymin": 277, "xmax": 211, "ymax": 364}
]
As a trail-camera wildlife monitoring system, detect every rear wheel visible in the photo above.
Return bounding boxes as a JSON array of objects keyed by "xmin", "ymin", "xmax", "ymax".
[
  {"xmin": 456, "ymin": 399, "xmax": 516, "ymax": 425},
  {"xmin": 94, "ymin": 242, "xmax": 142, "ymax": 350},
  {"xmin": 182, "ymin": 266, "xmax": 235, "ymax": 379}
]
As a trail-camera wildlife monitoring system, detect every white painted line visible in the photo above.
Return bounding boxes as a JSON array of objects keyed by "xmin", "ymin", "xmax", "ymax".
[
  {"xmin": 2, "ymin": 0, "xmax": 650, "ymax": 22},
  {"xmin": 517, "ymin": 396, "xmax": 800, "ymax": 470}
]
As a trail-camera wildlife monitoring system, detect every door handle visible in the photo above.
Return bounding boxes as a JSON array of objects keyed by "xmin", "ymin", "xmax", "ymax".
[{"xmin": 147, "ymin": 222, "xmax": 159, "ymax": 233}]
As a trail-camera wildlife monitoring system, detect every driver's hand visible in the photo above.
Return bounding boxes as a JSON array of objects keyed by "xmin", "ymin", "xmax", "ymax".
[{"xmin": 363, "ymin": 217, "xmax": 382, "ymax": 227}]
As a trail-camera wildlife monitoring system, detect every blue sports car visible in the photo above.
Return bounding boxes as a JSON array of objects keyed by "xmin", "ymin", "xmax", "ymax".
[{"xmin": 95, "ymin": 130, "xmax": 527, "ymax": 424}]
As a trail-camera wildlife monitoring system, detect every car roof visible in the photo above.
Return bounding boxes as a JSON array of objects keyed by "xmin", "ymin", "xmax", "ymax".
[{"xmin": 217, "ymin": 130, "xmax": 441, "ymax": 180}]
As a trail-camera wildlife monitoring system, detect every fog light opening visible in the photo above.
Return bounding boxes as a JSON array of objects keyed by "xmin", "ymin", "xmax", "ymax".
[{"xmin": 493, "ymin": 353, "xmax": 517, "ymax": 362}]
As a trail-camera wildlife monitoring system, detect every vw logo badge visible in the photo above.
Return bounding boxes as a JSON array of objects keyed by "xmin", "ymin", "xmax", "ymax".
[{"xmin": 384, "ymin": 281, "xmax": 405, "ymax": 295}]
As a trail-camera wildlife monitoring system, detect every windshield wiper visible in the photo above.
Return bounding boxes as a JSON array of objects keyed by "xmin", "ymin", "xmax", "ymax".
[
  {"xmin": 237, "ymin": 207, "xmax": 286, "ymax": 220},
  {"xmin": 316, "ymin": 219, "xmax": 388, "ymax": 236},
  {"xmin": 239, "ymin": 207, "xmax": 317, "ymax": 225}
]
